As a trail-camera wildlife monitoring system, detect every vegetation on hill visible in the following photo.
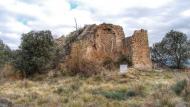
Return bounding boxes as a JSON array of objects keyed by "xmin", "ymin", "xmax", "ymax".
[
  {"xmin": 151, "ymin": 30, "xmax": 190, "ymax": 69},
  {"xmin": 65, "ymin": 41, "xmax": 101, "ymax": 77},
  {"xmin": 0, "ymin": 39, "xmax": 12, "ymax": 69},
  {"xmin": 13, "ymin": 31, "xmax": 55, "ymax": 77},
  {"xmin": 0, "ymin": 28, "xmax": 190, "ymax": 106},
  {"xmin": 0, "ymin": 29, "xmax": 189, "ymax": 78},
  {"xmin": 0, "ymin": 69, "xmax": 189, "ymax": 107}
]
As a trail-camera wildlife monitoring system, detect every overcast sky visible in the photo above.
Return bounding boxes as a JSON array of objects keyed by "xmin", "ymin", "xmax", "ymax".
[{"xmin": 0, "ymin": 0, "xmax": 190, "ymax": 49}]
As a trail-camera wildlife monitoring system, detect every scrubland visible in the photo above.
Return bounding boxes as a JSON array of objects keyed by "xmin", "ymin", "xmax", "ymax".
[{"xmin": 0, "ymin": 68, "xmax": 190, "ymax": 107}]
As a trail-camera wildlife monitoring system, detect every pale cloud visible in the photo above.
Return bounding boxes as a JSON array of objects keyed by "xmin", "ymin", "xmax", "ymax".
[
  {"xmin": 75, "ymin": 0, "xmax": 173, "ymax": 16},
  {"xmin": 0, "ymin": 0, "xmax": 190, "ymax": 49},
  {"xmin": 181, "ymin": 9, "xmax": 190, "ymax": 17}
]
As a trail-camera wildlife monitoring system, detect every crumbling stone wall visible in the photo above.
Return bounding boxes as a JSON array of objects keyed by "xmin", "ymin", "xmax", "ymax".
[
  {"xmin": 57, "ymin": 23, "xmax": 152, "ymax": 70},
  {"xmin": 90, "ymin": 24, "xmax": 125, "ymax": 60},
  {"xmin": 124, "ymin": 37, "xmax": 132, "ymax": 57},
  {"xmin": 79, "ymin": 23, "xmax": 125, "ymax": 62},
  {"xmin": 126, "ymin": 29, "xmax": 152, "ymax": 70}
]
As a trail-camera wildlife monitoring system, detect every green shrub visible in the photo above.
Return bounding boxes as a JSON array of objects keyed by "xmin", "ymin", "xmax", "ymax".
[
  {"xmin": 13, "ymin": 30, "xmax": 55, "ymax": 77},
  {"xmin": 182, "ymin": 86, "xmax": 190, "ymax": 101},
  {"xmin": 100, "ymin": 89, "xmax": 140, "ymax": 101},
  {"xmin": 171, "ymin": 79, "xmax": 187, "ymax": 95},
  {"xmin": 126, "ymin": 90, "xmax": 137, "ymax": 97},
  {"xmin": 0, "ymin": 39, "xmax": 12, "ymax": 69},
  {"xmin": 101, "ymin": 90, "xmax": 127, "ymax": 100},
  {"xmin": 146, "ymin": 88, "xmax": 177, "ymax": 107}
]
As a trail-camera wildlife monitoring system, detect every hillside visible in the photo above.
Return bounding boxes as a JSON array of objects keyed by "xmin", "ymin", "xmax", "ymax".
[
  {"xmin": 0, "ymin": 69, "xmax": 189, "ymax": 107},
  {"xmin": 0, "ymin": 1, "xmax": 190, "ymax": 107}
]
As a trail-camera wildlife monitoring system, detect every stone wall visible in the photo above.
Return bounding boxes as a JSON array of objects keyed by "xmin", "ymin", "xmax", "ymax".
[
  {"xmin": 129, "ymin": 29, "xmax": 152, "ymax": 70},
  {"xmin": 83, "ymin": 23, "xmax": 125, "ymax": 62},
  {"xmin": 93, "ymin": 24, "xmax": 125, "ymax": 57},
  {"xmin": 57, "ymin": 23, "xmax": 152, "ymax": 70},
  {"xmin": 124, "ymin": 37, "xmax": 132, "ymax": 57}
]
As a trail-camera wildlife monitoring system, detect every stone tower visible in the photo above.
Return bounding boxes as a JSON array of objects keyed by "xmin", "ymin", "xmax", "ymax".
[{"xmin": 130, "ymin": 29, "xmax": 152, "ymax": 70}]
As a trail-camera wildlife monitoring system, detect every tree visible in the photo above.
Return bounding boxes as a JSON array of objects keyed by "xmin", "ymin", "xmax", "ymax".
[
  {"xmin": 14, "ymin": 30, "xmax": 55, "ymax": 77},
  {"xmin": 151, "ymin": 30, "xmax": 190, "ymax": 69},
  {"xmin": 0, "ymin": 39, "xmax": 11, "ymax": 68}
]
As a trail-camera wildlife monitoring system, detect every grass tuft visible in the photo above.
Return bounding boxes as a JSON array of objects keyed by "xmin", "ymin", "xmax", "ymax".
[
  {"xmin": 100, "ymin": 87, "xmax": 144, "ymax": 101},
  {"xmin": 171, "ymin": 79, "xmax": 187, "ymax": 95}
]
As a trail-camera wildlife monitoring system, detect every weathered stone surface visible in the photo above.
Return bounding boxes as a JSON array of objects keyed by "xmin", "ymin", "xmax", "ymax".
[
  {"xmin": 56, "ymin": 23, "xmax": 152, "ymax": 70},
  {"xmin": 128, "ymin": 29, "xmax": 152, "ymax": 70},
  {"xmin": 85, "ymin": 23, "xmax": 125, "ymax": 62}
]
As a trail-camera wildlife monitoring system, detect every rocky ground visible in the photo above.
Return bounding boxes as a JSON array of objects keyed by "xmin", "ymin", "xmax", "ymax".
[{"xmin": 0, "ymin": 68, "xmax": 189, "ymax": 107}]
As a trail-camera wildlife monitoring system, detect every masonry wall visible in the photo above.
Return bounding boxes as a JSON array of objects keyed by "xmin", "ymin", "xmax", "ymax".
[
  {"xmin": 124, "ymin": 37, "xmax": 132, "ymax": 57},
  {"xmin": 94, "ymin": 24, "xmax": 125, "ymax": 55},
  {"xmin": 58, "ymin": 23, "xmax": 152, "ymax": 70},
  {"xmin": 84, "ymin": 23, "xmax": 125, "ymax": 62},
  {"xmin": 130, "ymin": 29, "xmax": 152, "ymax": 70}
]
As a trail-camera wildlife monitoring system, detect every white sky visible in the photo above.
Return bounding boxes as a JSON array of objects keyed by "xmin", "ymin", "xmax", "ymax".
[{"xmin": 0, "ymin": 0, "xmax": 190, "ymax": 49}]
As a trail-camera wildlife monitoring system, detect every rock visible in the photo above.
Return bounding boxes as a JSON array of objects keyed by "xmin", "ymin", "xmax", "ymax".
[{"xmin": 0, "ymin": 98, "xmax": 13, "ymax": 107}]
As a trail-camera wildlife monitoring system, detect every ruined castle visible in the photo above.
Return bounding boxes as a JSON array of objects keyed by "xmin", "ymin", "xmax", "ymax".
[{"xmin": 56, "ymin": 23, "xmax": 152, "ymax": 70}]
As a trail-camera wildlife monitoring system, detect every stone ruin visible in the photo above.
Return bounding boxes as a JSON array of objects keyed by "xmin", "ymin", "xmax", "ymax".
[
  {"xmin": 56, "ymin": 23, "xmax": 152, "ymax": 70},
  {"xmin": 125, "ymin": 29, "xmax": 152, "ymax": 69}
]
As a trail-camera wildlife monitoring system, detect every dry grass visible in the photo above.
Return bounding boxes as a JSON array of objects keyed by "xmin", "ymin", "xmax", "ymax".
[
  {"xmin": 0, "ymin": 68, "xmax": 189, "ymax": 107},
  {"xmin": 65, "ymin": 41, "xmax": 101, "ymax": 77},
  {"xmin": 0, "ymin": 64, "xmax": 21, "ymax": 80}
]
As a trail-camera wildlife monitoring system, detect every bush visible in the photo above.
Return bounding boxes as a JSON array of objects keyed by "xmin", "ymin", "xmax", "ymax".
[
  {"xmin": 151, "ymin": 30, "xmax": 190, "ymax": 68},
  {"xmin": 13, "ymin": 30, "xmax": 55, "ymax": 77},
  {"xmin": 0, "ymin": 39, "xmax": 12, "ymax": 69},
  {"xmin": 100, "ymin": 89, "xmax": 139, "ymax": 101},
  {"xmin": 101, "ymin": 90, "xmax": 128, "ymax": 100},
  {"xmin": 171, "ymin": 79, "xmax": 187, "ymax": 95},
  {"xmin": 171, "ymin": 78, "xmax": 190, "ymax": 102},
  {"xmin": 0, "ymin": 64, "xmax": 21, "ymax": 80},
  {"xmin": 125, "ymin": 90, "xmax": 137, "ymax": 97},
  {"xmin": 66, "ymin": 57, "xmax": 100, "ymax": 77},
  {"xmin": 100, "ymin": 84, "xmax": 145, "ymax": 101},
  {"xmin": 144, "ymin": 87, "xmax": 178, "ymax": 107}
]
